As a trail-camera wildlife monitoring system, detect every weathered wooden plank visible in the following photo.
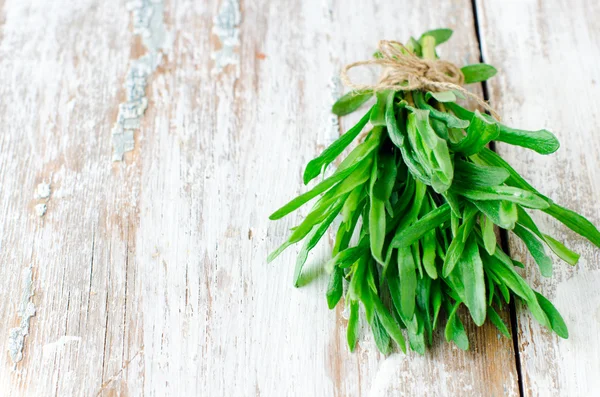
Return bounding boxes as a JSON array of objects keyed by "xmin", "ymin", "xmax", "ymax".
[
  {"xmin": 0, "ymin": 0, "xmax": 519, "ymax": 395},
  {"xmin": 0, "ymin": 1, "xmax": 141, "ymax": 396},
  {"xmin": 477, "ymin": 0, "xmax": 600, "ymax": 395}
]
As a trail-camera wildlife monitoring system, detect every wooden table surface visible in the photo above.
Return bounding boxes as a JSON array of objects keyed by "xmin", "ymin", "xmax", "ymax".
[{"xmin": 1, "ymin": 0, "xmax": 599, "ymax": 396}]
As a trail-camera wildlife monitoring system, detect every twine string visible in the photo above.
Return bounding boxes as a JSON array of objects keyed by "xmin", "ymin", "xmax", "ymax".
[{"xmin": 340, "ymin": 40, "xmax": 500, "ymax": 120}]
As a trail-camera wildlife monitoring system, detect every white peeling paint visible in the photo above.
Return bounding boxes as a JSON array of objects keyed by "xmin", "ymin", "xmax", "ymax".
[
  {"xmin": 111, "ymin": 127, "xmax": 136, "ymax": 161},
  {"xmin": 127, "ymin": 0, "xmax": 170, "ymax": 53},
  {"xmin": 7, "ymin": 265, "xmax": 36, "ymax": 367},
  {"xmin": 326, "ymin": 74, "xmax": 342, "ymax": 138},
  {"xmin": 42, "ymin": 336, "xmax": 81, "ymax": 357},
  {"xmin": 35, "ymin": 183, "xmax": 51, "ymax": 199},
  {"xmin": 35, "ymin": 203, "xmax": 47, "ymax": 217},
  {"xmin": 112, "ymin": 0, "xmax": 171, "ymax": 161},
  {"xmin": 211, "ymin": 0, "xmax": 241, "ymax": 74}
]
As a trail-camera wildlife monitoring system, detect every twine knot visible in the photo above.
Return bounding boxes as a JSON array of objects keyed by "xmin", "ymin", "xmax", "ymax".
[{"xmin": 340, "ymin": 40, "xmax": 499, "ymax": 120}]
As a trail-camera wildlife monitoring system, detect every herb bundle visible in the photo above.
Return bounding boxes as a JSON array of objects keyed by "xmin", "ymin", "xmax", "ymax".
[{"xmin": 268, "ymin": 29, "xmax": 600, "ymax": 354}]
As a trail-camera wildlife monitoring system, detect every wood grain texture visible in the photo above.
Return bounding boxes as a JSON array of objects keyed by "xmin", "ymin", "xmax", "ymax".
[
  {"xmin": 477, "ymin": 0, "xmax": 600, "ymax": 396},
  {"xmin": 0, "ymin": 0, "xmax": 530, "ymax": 395}
]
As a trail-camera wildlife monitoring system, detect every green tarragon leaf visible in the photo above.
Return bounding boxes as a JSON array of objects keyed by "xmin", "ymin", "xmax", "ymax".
[
  {"xmin": 406, "ymin": 107, "xmax": 454, "ymax": 193},
  {"xmin": 332, "ymin": 90, "xmax": 373, "ymax": 116},
  {"xmin": 293, "ymin": 198, "xmax": 346, "ymax": 286},
  {"xmin": 391, "ymin": 204, "xmax": 452, "ymax": 249},
  {"xmin": 488, "ymin": 306, "xmax": 511, "ymax": 337},
  {"xmin": 425, "ymin": 91, "xmax": 457, "ymax": 103},
  {"xmin": 303, "ymin": 107, "xmax": 373, "ymax": 184},
  {"xmin": 512, "ymin": 224, "xmax": 553, "ymax": 278},
  {"xmin": 495, "ymin": 126, "xmax": 560, "ymax": 155},
  {"xmin": 535, "ymin": 292, "xmax": 568, "ymax": 338},
  {"xmin": 454, "ymin": 185, "xmax": 549, "ymax": 210},
  {"xmin": 447, "ymin": 237, "xmax": 487, "ymax": 326},
  {"xmin": 461, "ymin": 64, "xmax": 498, "ymax": 84},
  {"xmin": 442, "ymin": 205, "xmax": 478, "ymax": 277},
  {"xmin": 347, "ymin": 301, "xmax": 359, "ymax": 352},
  {"xmin": 419, "ymin": 28, "xmax": 453, "ymax": 46},
  {"xmin": 454, "ymin": 160, "xmax": 509, "ymax": 189},
  {"xmin": 326, "ymin": 266, "xmax": 344, "ymax": 309},
  {"xmin": 516, "ymin": 206, "xmax": 579, "ymax": 265},
  {"xmin": 447, "ymin": 103, "xmax": 559, "ymax": 154},
  {"xmin": 481, "ymin": 213, "xmax": 497, "ymax": 255},
  {"xmin": 370, "ymin": 91, "xmax": 389, "ymax": 126},
  {"xmin": 413, "ymin": 91, "xmax": 469, "ymax": 129},
  {"xmin": 445, "ymin": 302, "xmax": 469, "ymax": 350},
  {"xmin": 451, "ymin": 110, "xmax": 499, "ymax": 156},
  {"xmin": 372, "ymin": 289, "xmax": 407, "ymax": 352},
  {"xmin": 397, "ymin": 247, "xmax": 417, "ymax": 320},
  {"xmin": 385, "ymin": 91, "xmax": 405, "ymax": 148}
]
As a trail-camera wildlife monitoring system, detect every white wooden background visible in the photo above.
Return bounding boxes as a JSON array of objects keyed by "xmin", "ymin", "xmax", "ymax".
[{"xmin": 0, "ymin": 0, "xmax": 598, "ymax": 396}]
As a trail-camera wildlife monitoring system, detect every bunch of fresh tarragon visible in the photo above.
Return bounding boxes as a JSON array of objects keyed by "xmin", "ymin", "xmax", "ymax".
[{"xmin": 268, "ymin": 29, "xmax": 600, "ymax": 354}]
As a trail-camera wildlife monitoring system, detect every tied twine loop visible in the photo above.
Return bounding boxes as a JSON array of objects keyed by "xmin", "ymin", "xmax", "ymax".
[{"xmin": 340, "ymin": 40, "xmax": 500, "ymax": 120}]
